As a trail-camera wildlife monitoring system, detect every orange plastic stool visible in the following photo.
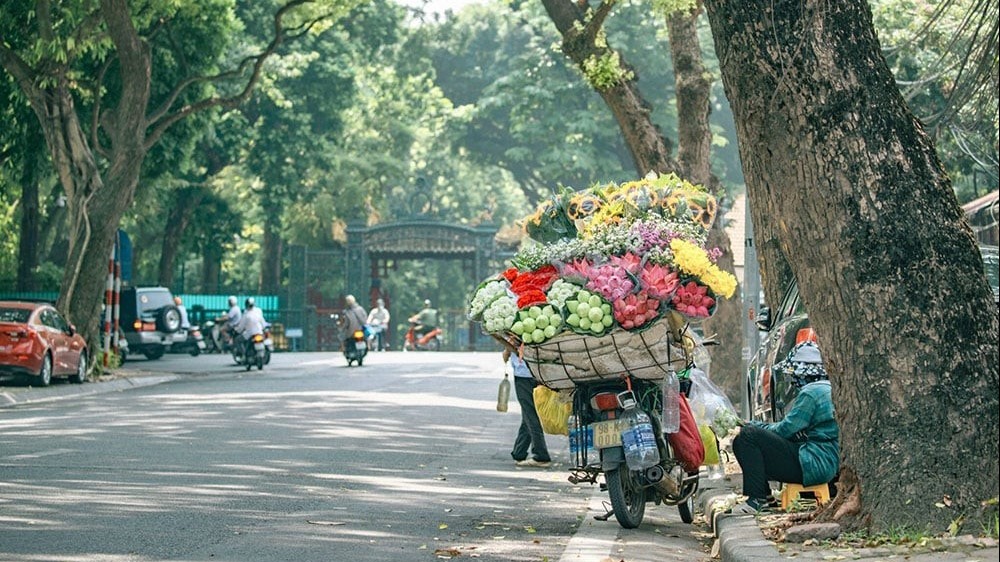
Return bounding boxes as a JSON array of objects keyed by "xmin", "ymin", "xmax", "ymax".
[{"xmin": 780, "ymin": 483, "xmax": 831, "ymax": 511}]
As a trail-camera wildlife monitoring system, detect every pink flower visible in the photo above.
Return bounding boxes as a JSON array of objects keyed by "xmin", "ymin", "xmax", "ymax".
[{"xmin": 640, "ymin": 263, "xmax": 680, "ymax": 300}]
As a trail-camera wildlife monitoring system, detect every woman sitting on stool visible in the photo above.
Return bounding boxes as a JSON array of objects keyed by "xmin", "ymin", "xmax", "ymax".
[{"xmin": 731, "ymin": 341, "xmax": 839, "ymax": 513}]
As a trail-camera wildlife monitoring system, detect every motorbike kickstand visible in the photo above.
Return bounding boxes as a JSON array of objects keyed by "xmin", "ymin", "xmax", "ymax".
[{"xmin": 593, "ymin": 500, "xmax": 615, "ymax": 522}]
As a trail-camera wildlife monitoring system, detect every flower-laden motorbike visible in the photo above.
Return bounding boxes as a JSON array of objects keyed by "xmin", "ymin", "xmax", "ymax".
[{"xmin": 471, "ymin": 174, "xmax": 735, "ymax": 529}]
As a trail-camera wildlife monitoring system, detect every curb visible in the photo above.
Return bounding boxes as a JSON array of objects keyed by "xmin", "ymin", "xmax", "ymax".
[
  {"xmin": 697, "ymin": 479, "xmax": 783, "ymax": 562},
  {"xmin": 0, "ymin": 372, "xmax": 181, "ymax": 409}
]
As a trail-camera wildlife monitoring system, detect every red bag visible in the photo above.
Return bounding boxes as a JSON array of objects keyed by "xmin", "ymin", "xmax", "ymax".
[{"xmin": 667, "ymin": 394, "xmax": 705, "ymax": 473}]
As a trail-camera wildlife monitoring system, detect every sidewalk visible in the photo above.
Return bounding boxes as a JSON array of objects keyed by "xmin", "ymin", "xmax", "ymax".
[
  {"xmin": 700, "ymin": 473, "xmax": 1000, "ymax": 562},
  {"xmin": 0, "ymin": 369, "xmax": 179, "ymax": 409}
]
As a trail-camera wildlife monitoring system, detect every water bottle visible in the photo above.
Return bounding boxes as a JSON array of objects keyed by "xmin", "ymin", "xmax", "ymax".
[
  {"xmin": 584, "ymin": 423, "xmax": 597, "ymax": 462},
  {"xmin": 568, "ymin": 414, "xmax": 580, "ymax": 459},
  {"xmin": 620, "ymin": 395, "xmax": 661, "ymax": 470},
  {"xmin": 662, "ymin": 369, "xmax": 680, "ymax": 434},
  {"xmin": 497, "ymin": 374, "xmax": 510, "ymax": 412}
]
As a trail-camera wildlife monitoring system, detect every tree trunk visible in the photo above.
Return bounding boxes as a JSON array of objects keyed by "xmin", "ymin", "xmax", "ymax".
[
  {"xmin": 540, "ymin": 0, "xmax": 677, "ymax": 175},
  {"xmin": 261, "ymin": 213, "xmax": 283, "ymax": 294},
  {"xmin": 158, "ymin": 187, "xmax": 207, "ymax": 287},
  {"xmin": 703, "ymin": 0, "xmax": 999, "ymax": 532},
  {"xmin": 15, "ymin": 132, "xmax": 42, "ymax": 292},
  {"xmin": 666, "ymin": 5, "xmax": 743, "ymax": 402}
]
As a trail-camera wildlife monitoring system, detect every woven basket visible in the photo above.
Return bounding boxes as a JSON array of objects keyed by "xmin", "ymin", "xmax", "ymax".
[{"xmin": 519, "ymin": 313, "xmax": 691, "ymax": 390}]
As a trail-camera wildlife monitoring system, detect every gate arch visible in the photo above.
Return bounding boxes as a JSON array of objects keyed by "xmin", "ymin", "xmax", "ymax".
[{"xmin": 345, "ymin": 219, "xmax": 502, "ymax": 350}]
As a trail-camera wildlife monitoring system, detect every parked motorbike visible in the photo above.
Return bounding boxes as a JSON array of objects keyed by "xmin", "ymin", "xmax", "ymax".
[
  {"xmin": 170, "ymin": 327, "xmax": 207, "ymax": 356},
  {"xmin": 567, "ymin": 376, "xmax": 700, "ymax": 528},
  {"xmin": 403, "ymin": 321, "xmax": 442, "ymax": 351},
  {"xmin": 344, "ymin": 329, "xmax": 368, "ymax": 366}
]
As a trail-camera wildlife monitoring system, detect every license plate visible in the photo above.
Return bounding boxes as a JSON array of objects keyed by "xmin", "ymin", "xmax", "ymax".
[
  {"xmin": 355, "ymin": 341, "xmax": 367, "ymax": 351},
  {"xmin": 592, "ymin": 419, "xmax": 628, "ymax": 449},
  {"xmin": 197, "ymin": 341, "xmax": 206, "ymax": 349},
  {"xmin": 254, "ymin": 342, "xmax": 265, "ymax": 351}
]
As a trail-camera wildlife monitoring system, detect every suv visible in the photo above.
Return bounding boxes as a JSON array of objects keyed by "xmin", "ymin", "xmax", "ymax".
[
  {"xmin": 119, "ymin": 287, "xmax": 186, "ymax": 360},
  {"xmin": 744, "ymin": 244, "xmax": 1000, "ymax": 423}
]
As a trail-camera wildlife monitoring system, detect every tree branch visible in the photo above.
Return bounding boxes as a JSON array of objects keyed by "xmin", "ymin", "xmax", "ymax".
[{"xmin": 144, "ymin": 0, "xmax": 327, "ymax": 149}]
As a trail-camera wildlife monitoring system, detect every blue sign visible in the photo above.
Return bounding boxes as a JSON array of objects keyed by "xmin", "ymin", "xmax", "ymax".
[{"xmin": 115, "ymin": 229, "xmax": 132, "ymax": 282}]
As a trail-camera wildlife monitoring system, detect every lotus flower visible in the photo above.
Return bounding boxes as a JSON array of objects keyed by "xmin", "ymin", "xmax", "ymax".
[
  {"xmin": 613, "ymin": 290, "xmax": 660, "ymax": 330},
  {"xmin": 671, "ymin": 281, "xmax": 716, "ymax": 318},
  {"xmin": 586, "ymin": 263, "xmax": 634, "ymax": 301},
  {"xmin": 610, "ymin": 252, "xmax": 642, "ymax": 274},
  {"xmin": 640, "ymin": 263, "xmax": 680, "ymax": 300}
]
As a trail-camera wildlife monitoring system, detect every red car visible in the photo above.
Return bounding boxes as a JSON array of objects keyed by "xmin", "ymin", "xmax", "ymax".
[{"xmin": 0, "ymin": 301, "xmax": 88, "ymax": 386}]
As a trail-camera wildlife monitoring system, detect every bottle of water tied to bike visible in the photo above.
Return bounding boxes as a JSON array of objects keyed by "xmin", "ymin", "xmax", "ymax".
[
  {"xmin": 662, "ymin": 369, "xmax": 681, "ymax": 434},
  {"xmin": 620, "ymin": 395, "xmax": 661, "ymax": 470}
]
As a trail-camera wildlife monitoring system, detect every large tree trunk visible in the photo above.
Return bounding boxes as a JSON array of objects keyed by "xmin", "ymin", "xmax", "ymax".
[
  {"xmin": 703, "ymin": 0, "xmax": 999, "ymax": 532},
  {"xmin": 15, "ymin": 131, "xmax": 42, "ymax": 292},
  {"xmin": 158, "ymin": 187, "xmax": 207, "ymax": 287},
  {"xmin": 666, "ymin": 5, "xmax": 743, "ymax": 402},
  {"xmin": 261, "ymin": 213, "xmax": 283, "ymax": 294}
]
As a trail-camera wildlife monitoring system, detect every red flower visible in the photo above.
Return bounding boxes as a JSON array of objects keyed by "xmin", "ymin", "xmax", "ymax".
[
  {"xmin": 511, "ymin": 265, "xmax": 558, "ymax": 295},
  {"xmin": 516, "ymin": 289, "xmax": 548, "ymax": 308},
  {"xmin": 502, "ymin": 268, "xmax": 519, "ymax": 283}
]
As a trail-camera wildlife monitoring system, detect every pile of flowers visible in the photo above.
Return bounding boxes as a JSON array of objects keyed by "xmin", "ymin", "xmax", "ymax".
[{"xmin": 468, "ymin": 172, "xmax": 737, "ymax": 346}]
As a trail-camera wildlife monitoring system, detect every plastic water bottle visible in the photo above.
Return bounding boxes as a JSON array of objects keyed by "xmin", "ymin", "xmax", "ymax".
[
  {"xmin": 662, "ymin": 369, "xmax": 680, "ymax": 434},
  {"xmin": 497, "ymin": 374, "xmax": 510, "ymax": 413},
  {"xmin": 584, "ymin": 423, "xmax": 597, "ymax": 462},
  {"xmin": 620, "ymin": 395, "xmax": 661, "ymax": 470},
  {"xmin": 568, "ymin": 414, "xmax": 580, "ymax": 459}
]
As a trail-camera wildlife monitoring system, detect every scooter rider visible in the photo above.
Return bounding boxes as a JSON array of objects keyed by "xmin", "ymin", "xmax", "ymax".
[
  {"xmin": 410, "ymin": 299, "xmax": 437, "ymax": 338},
  {"xmin": 174, "ymin": 297, "xmax": 191, "ymax": 330},
  {"xmin": 366, "ymin": 298, "xmax": 390, "ymax": 351},
  {"xmin": 342, "ymin": 295, "xmax": 368, "ymax": 343},
  {"xmin": 234, "ymin": 298, "xmax": 265, "ymax": 356}
]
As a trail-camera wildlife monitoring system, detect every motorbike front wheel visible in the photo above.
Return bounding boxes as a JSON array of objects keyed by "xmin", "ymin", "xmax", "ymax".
[
  {"xmin": 256, "ymin": 355, "xmax": 264, "ymax": 370},
  {"xmin": 606, "ymin": 467, "xmax": 646, "ymax": 529}
]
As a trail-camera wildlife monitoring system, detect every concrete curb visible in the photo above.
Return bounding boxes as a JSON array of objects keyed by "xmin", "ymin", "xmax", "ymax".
[
  {"xmin": 697, "ymin": 479, "xmax": 783, "ymax": 562},
  {"xmin": 0, "ymin": 372, "xmax": 180, "ymax": 409}
]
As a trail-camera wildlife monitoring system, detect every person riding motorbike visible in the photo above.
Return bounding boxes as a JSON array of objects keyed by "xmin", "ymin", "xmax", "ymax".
[
  {"xmin": 342, "ymin": 295, "xmax": 368, "ymax": 341},
  {"xmin": 409, "ymin": 299, "xmax": 438, "ymax": 339},
  {"xmin": 234, "ymin": 297, "xmax": 265, "ymax": 359},
  {"xmin": 366, "ymin": 298, "xmax": 390, "ymax": 351},
  {"xmin": 174, "ymin": 296, "xmax": 191, "ymax": 330},
  {"xmin": 219, "ymin": 295, "xmax": 242, "ymax": 350}
]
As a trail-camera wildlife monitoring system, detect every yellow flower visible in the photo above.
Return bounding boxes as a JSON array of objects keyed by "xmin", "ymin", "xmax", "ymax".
[
  {"xmin": 670, "ymin": 238, "xmax": 713, "ymax": 277},
  {"xmin": 670, "ymin": 238, "xmax": 737, "ymax": 298}
]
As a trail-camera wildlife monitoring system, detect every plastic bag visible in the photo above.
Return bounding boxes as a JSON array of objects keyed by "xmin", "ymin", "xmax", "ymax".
[
  {"xmin": 667, "ymin": 394, "xmax": 705, "ymax": 472},
  {"xmin": 533, "ymin": 385, "xmax": 573, "ymax": 435},
  {"xmin": 687, "ymin": 366, "xmax": 740, "ymax": 437},
  {"xmin": 699, "ymin": 424, "xmax": 720, "ymax": 465}
]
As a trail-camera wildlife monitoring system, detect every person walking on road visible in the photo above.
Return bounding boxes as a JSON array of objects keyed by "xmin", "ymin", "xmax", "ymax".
[{"xmin": 505, "ymin": 348, "xmax": 551, "ymax": 468}]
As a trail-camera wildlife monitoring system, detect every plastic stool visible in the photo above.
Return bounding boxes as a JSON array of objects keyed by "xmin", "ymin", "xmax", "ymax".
[{"xmin": 780, "ymin": 483, "xmax": 831, "ymax": 511}]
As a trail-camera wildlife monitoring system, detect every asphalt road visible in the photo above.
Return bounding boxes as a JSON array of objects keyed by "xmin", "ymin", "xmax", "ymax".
[{"xmin": 0, "ymin": 351, "xmax": 715, "ymax": 562}]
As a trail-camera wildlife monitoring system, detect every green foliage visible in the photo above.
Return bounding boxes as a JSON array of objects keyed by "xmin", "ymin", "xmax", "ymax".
[
  {"xmin": 650, "ymin": 0, "xmax": 699, "ymax": 18},
  {"xmin": 582, "ymin": 51, "xmax": 633, "ymax": 90},
  {"xmin": 0, "ymin": 192, "xmax": 16, "ymax": 289}
]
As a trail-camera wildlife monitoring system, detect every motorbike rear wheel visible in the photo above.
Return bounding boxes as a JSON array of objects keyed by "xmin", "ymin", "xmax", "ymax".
[{"xmin": 606, "ymin": 467, "xmax": 646, "ymax": 529}]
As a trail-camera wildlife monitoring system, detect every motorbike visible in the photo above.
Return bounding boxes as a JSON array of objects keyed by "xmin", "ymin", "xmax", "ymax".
[
  {"xmin": 206, "ymin": 316, "xmax": 238, "ymax": 354},
  {"xmin": 366, "ymin": 323, "xmax": 386, "ymax": 351},
  {"xmin": 403, "ymin": 321, "xmax": 442, "ymax": 351},
  {"xmin": 170, "ymin": 326, "xmax": 207, "ymax": 356},
  {"xmin": 232, "ymin": 333, "xmax": 266, "ymax": 371},
  {"xmin": 344, "ymin": 328, "xmax": 368, "ymax": 366},
  {"xmin": 567, "ymin": 376, "xmax": 701, "ymax": 528}
]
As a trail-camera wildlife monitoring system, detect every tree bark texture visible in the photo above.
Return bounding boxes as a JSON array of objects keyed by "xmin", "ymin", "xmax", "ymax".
[
  {"xmin": 704, "ymin": 0, "xmax": 999, "ymax": 532},
  {"xmin": 666, "ymin": 5, "xmax": 743, "ymax": 402},
  {"xmin": 540, "ymin": 0, "xmax": 677, "ymax": 175}
]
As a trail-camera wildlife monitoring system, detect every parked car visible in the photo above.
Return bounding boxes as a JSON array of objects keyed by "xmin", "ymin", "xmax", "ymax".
[
  {"xmin": 119, "ymin": 287, "xmax": 186, "ymax": 360},
  {"xmin": 744, "ymin": 244, "xmax": 1000, "ymax": 423},
  {"xmin": 0, "ymin": 301, "xmax": 89, "ymax": 386}
]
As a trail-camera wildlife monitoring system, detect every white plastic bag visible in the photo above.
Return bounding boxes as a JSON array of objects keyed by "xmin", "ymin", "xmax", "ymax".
[{"xmin": 686, "ymin": 366, "xmax": 740, "ymax": 437}]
